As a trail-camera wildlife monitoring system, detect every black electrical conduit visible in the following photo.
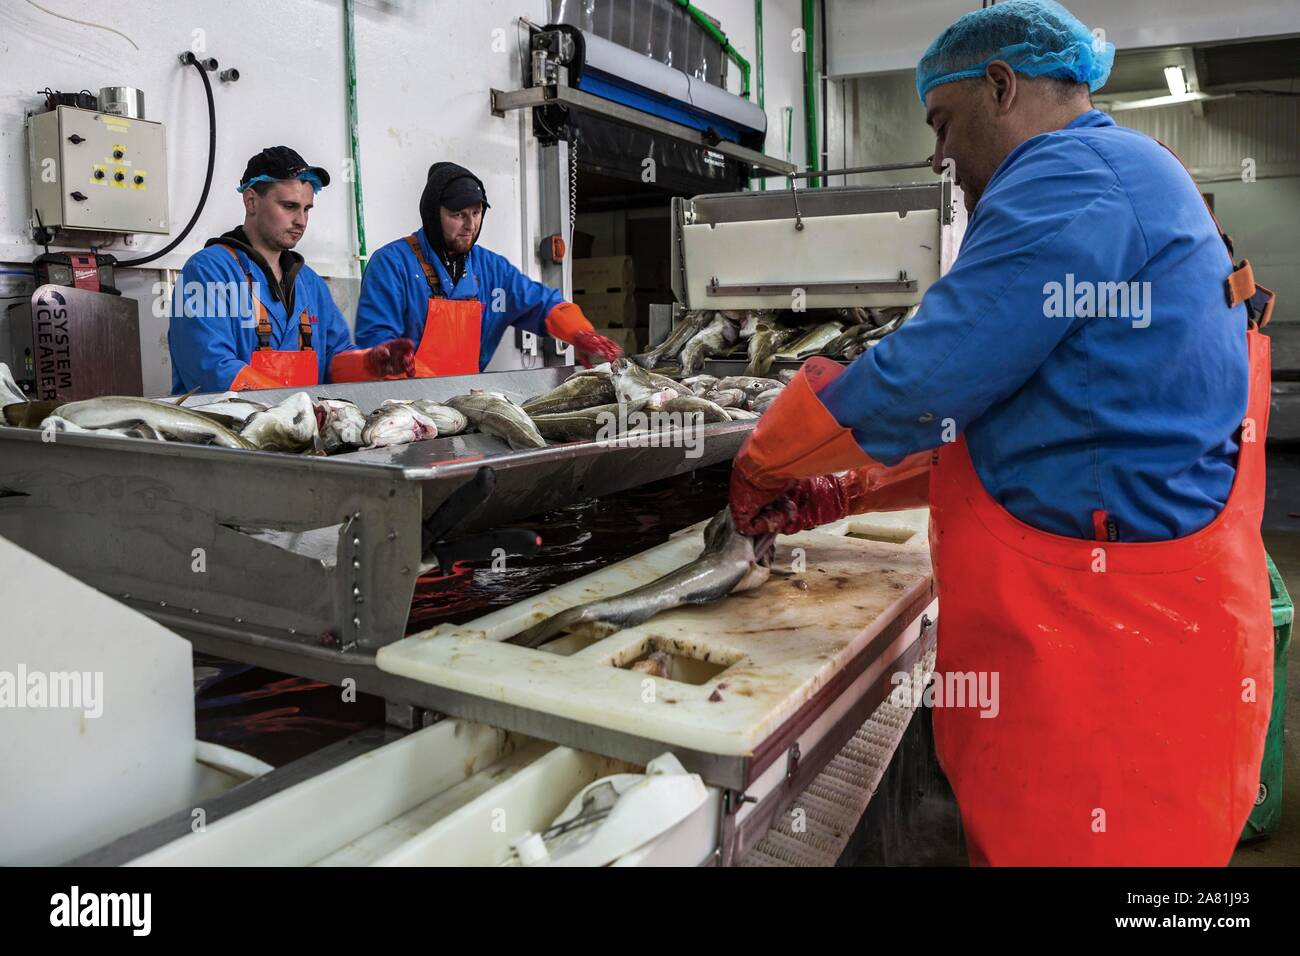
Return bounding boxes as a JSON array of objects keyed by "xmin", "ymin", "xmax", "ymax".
[{"xmin": 116, "ymin": 52, "xmax": 216, "ymax": 267}]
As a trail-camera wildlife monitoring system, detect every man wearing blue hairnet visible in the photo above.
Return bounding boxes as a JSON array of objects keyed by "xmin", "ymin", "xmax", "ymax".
[{"xmin": 729, "ymin": 0, "xmax": 1275, "ymax": 865}]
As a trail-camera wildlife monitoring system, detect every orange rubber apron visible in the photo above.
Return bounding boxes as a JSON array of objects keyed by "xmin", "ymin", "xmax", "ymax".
[
  {"xmin": 218, "ymin": 245, "xmax": 318, "ymax": 388},
  {"xmin": 403, "ymin": 234, "xmax": 483, "ymax": 377},
  {"xmin": 929, "ymin": 321, "xmax": 1274, "ymax": 865}
]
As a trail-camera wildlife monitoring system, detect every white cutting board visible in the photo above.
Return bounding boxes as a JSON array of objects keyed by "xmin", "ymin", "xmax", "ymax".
[
  {"xmin": 0, "ymin": 534, "xmax": 196, "ymax": 865},
  {"xmin": 378, "ymin": 510, "xmax": 932, "ymax": 757}
]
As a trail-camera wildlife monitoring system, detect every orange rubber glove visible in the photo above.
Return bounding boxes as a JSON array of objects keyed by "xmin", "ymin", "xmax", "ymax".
[
  {"xmin": 329, "ymin": 338, "xmax": 417, "ymax": 382},
  {"xmin": 545, "ymin": 302, "xmax": 623, "ymax": 366}
]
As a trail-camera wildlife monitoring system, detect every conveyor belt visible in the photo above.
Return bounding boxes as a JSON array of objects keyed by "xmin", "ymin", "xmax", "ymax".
[{"xmin": 739, "ymin": 646, "xmax": 936, "ymax": 867}]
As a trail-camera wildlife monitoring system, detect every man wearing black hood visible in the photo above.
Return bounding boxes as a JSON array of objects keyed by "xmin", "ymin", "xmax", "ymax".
[
  {"xmin": 354, "ymin": 162, "xmax": 621, "ymax": 376},
  {"xmin": 169, "ymin": 146, "xmax": 415, "ymax": 392}
]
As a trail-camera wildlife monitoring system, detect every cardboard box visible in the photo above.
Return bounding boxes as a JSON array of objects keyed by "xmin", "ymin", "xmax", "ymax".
[
  {"xmin": 574, "ymin": 291, "xmax": 636, "ymax": 329},
  {"xmin": 591, "ymin": 326, "xmax": 645, "ymax": 354},
  {"xmin": 573, "ymin": 256, "xmax": 635, "ymax": 294},
  {"xmin": 572, "ymin": 255, "xmax": 670, "ymax": 294}
]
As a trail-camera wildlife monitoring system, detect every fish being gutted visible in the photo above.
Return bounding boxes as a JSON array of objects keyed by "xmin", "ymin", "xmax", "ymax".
[
  {"xmin": 361, "ymin": 403, "xmax": 439, "ymax": 448},
  {"xmin": 521, "ymin": 373, "xmax": 616, "ymax": 415},
  {"xmin": 679, "ymin": 313, "xmax": 740, "ymax": 377},
  {"xmin": 445, "ymin": 390, "xmax": 546, "ymax": 450},
  {"xmin": 240, "ymin": 393, "xmax": 321, "ymax": 453},
  {"xmin": 507, "ymin": 508, "xmax": 775, "ymax": 649},
  {"xmin": 55, "ymin": 397, "xmax": 254, "ymax": 449}
]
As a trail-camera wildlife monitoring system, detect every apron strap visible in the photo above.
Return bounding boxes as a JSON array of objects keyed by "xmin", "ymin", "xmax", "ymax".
[
  {"xmin": 405, "ymin": 234, "xmax": 444, "ymax": 300},
  {"xmin": 217, "ymin": 247, "xmax": 297, "ymax": 351},
  {"xmin": 1157, "ymin": 142, "xmax": 1276, "ymax": 328}
]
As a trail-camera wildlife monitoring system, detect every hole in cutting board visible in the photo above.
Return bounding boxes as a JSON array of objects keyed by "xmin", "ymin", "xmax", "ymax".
[
  {"xmin": 844, "ymin": 521, "xmax": 916, "ymax": 544},
  {"xmin": 614, "ymin": 638, "xmax": 738, "ymax": 686}
]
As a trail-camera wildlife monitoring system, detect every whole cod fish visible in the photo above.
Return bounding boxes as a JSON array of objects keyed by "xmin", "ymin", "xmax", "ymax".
[
  {"xmin": 679, "ymin": 313, "xmax": 741, "ymax": 377},
  {"xmin": 610, "ymin": 358, "xmax": 682, "ymax": 407},
  {"xmin": 55, "ymin": 397, "xmax": 254, "ymax": 449},
  {"xmin": 240, "ymin": 392, "xmax": 321, "ymax": 453},
  {"xmin": 446, "ymin": 390, "xmax": 547, "ymax": 450},
  {"xmin": 508, "ymin": 508, "xmax": 775, "ymax": 649},
  {"xmin": 634, "ymin": 310, "xmax": 711, "ymax": 369},
  {"xmin": 521, "ymin": 372, "xmax": 616, "ymax": 416},
  {"xmin": 775, "ymin": 321, "xmax": 845, "ymax": 361}
]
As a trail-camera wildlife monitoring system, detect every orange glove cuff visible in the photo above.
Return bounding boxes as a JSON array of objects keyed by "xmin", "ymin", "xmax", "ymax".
[
  {"xmin": 736, "ymin": 357, "xmax": 878, "ymax": 488},
  {"xmin": 544, "ymin": 301, "xmax": 595, "ymax": 342},
  {"xmin": 842, "ymin": 450, "xmax": 933, "ymax": 513},
  {"xmin": 328, "ymin": 349, "xmax": 375, "ymax": 383},
  {"xmin": 230, "ymin": 364, "xmax": 284, "ymax": 391}
]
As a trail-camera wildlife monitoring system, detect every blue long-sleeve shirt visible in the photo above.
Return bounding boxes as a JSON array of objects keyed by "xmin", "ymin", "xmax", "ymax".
[
  {"xmin": 819, "ymin": 110, "xmax": 1248, "ymax": 542},
  {"xmin": 168, "ymin": 243, "xmax": 354, "ymax": 394},
  {"xmin": 353, "ymin": 228, "xmax": 564, "ymax": 370}
]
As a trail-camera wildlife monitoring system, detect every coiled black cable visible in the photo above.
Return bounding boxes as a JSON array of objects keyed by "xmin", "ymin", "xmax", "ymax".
[{"xmin": 117, "ymin": 52, "xmax": 215, "ymax": 267}]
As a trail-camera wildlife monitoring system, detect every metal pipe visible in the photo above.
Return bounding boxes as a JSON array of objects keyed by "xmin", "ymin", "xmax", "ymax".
[
  {"xmin": 672, "ymin": 0, "xmax": 751, "ymax": 99},
  {"xmin": 753, "ymin": 160, "xmax": 933, "ymax": 180},
  {"xmin": 342, "ymin": 0, "xmax": 369, "ymax": 275},
  {"xmin": 755, "ymin": 0, "xmax": 765, "ymax": 190},
  {"xmin": 801, "ymin": 0, "xmax": 819, "ymax": 187}
]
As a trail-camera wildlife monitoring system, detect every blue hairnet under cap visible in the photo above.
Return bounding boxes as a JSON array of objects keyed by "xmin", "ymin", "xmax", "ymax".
[{"xmin": 916, "ymin": 0, "xmax": 1115, "ymax": 105}]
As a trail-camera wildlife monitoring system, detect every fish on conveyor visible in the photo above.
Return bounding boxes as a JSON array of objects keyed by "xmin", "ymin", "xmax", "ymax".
[
  {"xmin": 745, "ymin": 324, "xmax": 798, "ymax": 377},
  {"xmin": 774, "ymin": 321, "xmax": 844, "ymax": 361},
  {"xmin": 776, "ymin": 369, "xmax": 798, "ymax": 385},
  {"xmin": 679, "ymin": 312, "xmax": 741, "ymax": 377},
  {"xmin": 41, "ymin": 416, "xmax": 165, "ymax": 441},
  {"xmin": 681, "ymin": 374, "xmax": 718, "ymax": 396},
  {"xmin": 240, "ymin": 392, "xmax": 321, "ymax": 453},
  {"xmin": 362, "ymin": 403, "xmax": 439, "ymax": 448},
  {"xmin": 445, "ymin": 390, "xmax": 547, "ymax": 450},
  {"xmin": 634, "ymin": 310, "xmax": 711, "ymax": 369},
  {"xmin": 724, "ymin": 408, "xmax": 760, "ymax": 421},
  {"xmin": 381, "ymin": 399, "xmax": 469, "ymax": 436},
  {"xmin": 317, "ymin": 399, "xmax": 368, "ymax": 452},
  {"xmin": 185, "ymin": 395, "xmax": 270, "ymax": 426},
  {"xmin": 54, "ymin": 397, "xmax": 255, "ymax": 449},
  {"xmin": 530, "ymin": 401, "xmax": 646, "ymax": 443},
  {"xmin": 507, "ymin": 507, "xmax": 776, "ymax": 649},
  {"xmin": 751, "ymin": 387, "xmax": 784, "ymax": 414},
  {"xmin": 0, "ymin": 362, "xmax": 26, "ymax": 405},
  {"xmin": 716, "ymin": 375, "xmax": 785, "ymax": 402},
  {"xmin": 705, "ymin": 387, "xmax": 747, "ymax": 409},
  {"xmin": 610, "ymin": 358, "xmax": 678, "ymax": 407},
  {"xmin": 655, "ymin": 394, "xmax": 732, "ymax": 425},
  {"xmin": 522, "ymin": 372, "xmax": 616, "ymax": 415}
]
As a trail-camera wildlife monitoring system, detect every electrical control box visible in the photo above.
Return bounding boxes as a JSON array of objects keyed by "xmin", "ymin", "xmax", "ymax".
[{"xmin": 27, "ymin": 106, "xmax": 169, "ymax": 235}]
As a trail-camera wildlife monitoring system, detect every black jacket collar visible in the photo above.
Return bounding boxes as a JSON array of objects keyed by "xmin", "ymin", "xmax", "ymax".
[{"xmin": 206, "ymin": 226, "xmax": 304, "ymax": 317}]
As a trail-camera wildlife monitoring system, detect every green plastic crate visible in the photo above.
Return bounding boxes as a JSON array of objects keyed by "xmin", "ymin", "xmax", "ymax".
[{"xmin": 1241, "ymin": 554, "xmax": 1294, "ymax": 841}]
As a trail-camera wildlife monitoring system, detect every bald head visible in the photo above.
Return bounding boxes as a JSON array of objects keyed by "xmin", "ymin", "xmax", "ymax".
[{"xmin": 926, "ymin": 62, "xmax": 1093, "ymax": 215}]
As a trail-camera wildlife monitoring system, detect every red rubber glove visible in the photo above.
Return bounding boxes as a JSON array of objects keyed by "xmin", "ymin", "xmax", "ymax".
[
  {"xmin": 570, "ymin": 329, "xmax": 623, "ymax": 368},
  {"xmin": 731, "ymin": 472, "xmax": 849, "ymax": 536},
  {"xmin": 365, "ymin": 337, "xmax": 417, "ymax": 378}
]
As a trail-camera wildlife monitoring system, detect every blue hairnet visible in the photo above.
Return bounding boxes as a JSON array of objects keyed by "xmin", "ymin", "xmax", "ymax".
[
  {"xmin": 236, "ymin": 171, "xmax": 324, "ymax": 194},
  {"xmin": 916, "ymin": 0, "xmax": 1115, "ymax": 105}
]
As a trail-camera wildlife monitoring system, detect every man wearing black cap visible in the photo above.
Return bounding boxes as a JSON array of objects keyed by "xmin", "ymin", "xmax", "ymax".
[
  {"xmin": 354, "ymin": 161, "xmax": 621, "ymax": 376},
  {"xmin": 169, "ymin": 146, "xmax": 415, "ymax": 392}
]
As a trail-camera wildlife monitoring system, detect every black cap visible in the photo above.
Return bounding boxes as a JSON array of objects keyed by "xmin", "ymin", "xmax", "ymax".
[
  {"xmin": 239, "ymin": 145, "xmax": 330, "ymax": 191},
  {"xmin": 439, "ymin": 173, "xmax": 489, "ymax": 212}
]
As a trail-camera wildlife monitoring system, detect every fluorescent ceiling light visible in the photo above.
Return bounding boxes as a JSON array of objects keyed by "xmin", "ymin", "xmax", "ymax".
[{"xmin": 1164, "ymin": 65, "xmax": 1187, "ymax": 96}]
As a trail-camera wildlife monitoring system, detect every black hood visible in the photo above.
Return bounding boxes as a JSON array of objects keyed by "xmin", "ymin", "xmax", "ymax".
[
  {"xmin": 418, "ymin": 162, "xmax": 489, "ymax": 263},
  {"xmin": 205, "ymin": 226, "xmax": 303, "ymax": 315}
]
